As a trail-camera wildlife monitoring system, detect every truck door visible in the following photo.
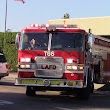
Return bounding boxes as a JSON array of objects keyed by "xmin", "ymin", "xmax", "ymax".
[
  {"xmin": 94, "ymin": 58, "xmax": 104, "ymax": 83},
  {"xmin": 100, "ymin": 59, "xmax": 104, "ymax": 82}
]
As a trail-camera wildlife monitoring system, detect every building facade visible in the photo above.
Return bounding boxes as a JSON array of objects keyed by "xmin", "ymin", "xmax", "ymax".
[{"xmin": 49, "ymin": 16, "xmax": 110, "ymax": 37}]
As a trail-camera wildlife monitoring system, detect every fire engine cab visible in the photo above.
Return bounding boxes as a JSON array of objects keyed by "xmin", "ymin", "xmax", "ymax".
[{"xmin": 15, "ymin": 24, "xmax": 110, "ymax": 100}]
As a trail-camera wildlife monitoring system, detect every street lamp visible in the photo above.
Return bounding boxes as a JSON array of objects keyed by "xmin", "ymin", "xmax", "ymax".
[
  {"xmin": 6, "ymin": 29, "xmax": 12, "ymax": 38},
  {"xmin": 6, "ymin": 29, "xmax": 11, "ymax": 32}
]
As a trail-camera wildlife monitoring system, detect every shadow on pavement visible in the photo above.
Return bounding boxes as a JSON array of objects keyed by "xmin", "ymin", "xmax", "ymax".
[
  {"xmin": 0, "ymin": 81, "xmax": 15, "ymax": 86},
  {"xmin": 96, "ymin": 83, "xmax": 110, "ymax": 91},
  {"xmin": 0, "ymin": 90, "xmax": 110, "ymax": 110}
]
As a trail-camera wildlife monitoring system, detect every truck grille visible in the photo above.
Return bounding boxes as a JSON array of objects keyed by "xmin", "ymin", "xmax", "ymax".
[{"xmin": 35, "ymin": 57, "xmax": 64, "ymax": 78}]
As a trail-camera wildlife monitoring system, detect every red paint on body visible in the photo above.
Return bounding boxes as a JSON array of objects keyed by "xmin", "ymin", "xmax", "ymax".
[
  {"xmin": 63, "ymin": 73, "xmax": 84, "ymax": 80},
  {"xmin": 18, "ymin": 72, "xmax": 34, "ymax": 78}
]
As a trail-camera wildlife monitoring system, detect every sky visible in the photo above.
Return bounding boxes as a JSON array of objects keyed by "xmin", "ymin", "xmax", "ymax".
[{"xmin": 0, "ymin": 0, "xmax": 110, "ymax": 32}]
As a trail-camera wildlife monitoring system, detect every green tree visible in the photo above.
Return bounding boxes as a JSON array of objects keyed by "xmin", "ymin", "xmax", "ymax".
[
  {"xmin": 63, "ymin": 13, "xmax": 70, "ymax": 19},
  {"xmin": 0, "ymin": 32, "xmax": 18, "ymax": 72}
]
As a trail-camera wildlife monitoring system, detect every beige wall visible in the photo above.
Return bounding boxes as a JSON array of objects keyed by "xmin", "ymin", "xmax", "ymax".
[{"xmin": 49, "ymin": 16, "xmax": 110, "ymax": 36}]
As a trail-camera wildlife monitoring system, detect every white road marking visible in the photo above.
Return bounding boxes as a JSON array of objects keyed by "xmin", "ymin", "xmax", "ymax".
[
  {"xmin": 0, "ymin": 100, "xmax": 14, "ymax": 105},
  {"xmin": 56, "ymin": 107, "xmax": 73, "ymax": 110}
]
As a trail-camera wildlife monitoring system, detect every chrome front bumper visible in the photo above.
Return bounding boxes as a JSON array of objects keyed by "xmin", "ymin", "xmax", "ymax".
[{"xmin": 15, "ymin": 78, "xmax": 85, "ymax": 88}]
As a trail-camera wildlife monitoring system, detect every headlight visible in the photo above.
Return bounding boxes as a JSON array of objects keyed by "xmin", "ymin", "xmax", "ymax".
[
  {"xmin": 67, "ymin": 59, "xmax": 73, "ymax": 63},
  {"xmin": 72, "ymin": 66, "xmax": 78, "ymax": 70},
  {"xmin": 25, "ymin": 64, "xmax": 31, "ymax": 68},
  {"xmin": 20, "ymin": 64, "xmax": 31, "ymax": 69},
  {"xmin": 79, "ymin": 66, "xmax": 84, "ymax": 70},
  {"xmin": 20, "ymin": 58, "xmax": 25, "ymax": 62},
  {"xmin": 25, "ymin": 58, "xmax": 31, "ymax": 62},
  {"xmin": 66, "ymin": 65, "xmax": 84, "ymax": 71},
  {"xmin": 20, "ymin": 64, "xmax": 25, "ymax": 68},
  {"xmin": 20, "ymin": 58, "xmax": 31, "ymax": 62},
  {"xmin": 67, "ymin": 65, "xmax": 72, "ymax": 70},
  {"xmin": 67, "ymin": 65, "xmax": 78, "ymax": 70}
]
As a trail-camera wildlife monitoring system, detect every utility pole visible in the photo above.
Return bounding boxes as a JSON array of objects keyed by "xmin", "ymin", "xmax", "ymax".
[
  {"xmin": 2, "ymin": 0, "xmax": 8, "ymax": 53},
  {"xmin": 5, "ymin": 0, "xmax": 8, "ymax": 33}
]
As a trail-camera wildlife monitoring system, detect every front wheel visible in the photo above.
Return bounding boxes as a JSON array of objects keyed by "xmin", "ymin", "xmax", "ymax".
[
  {"xmin": 26, "ymin": 86, "xmax": 36, "ymax": 96},
  {"xmin": 90, "ymin": 81, "xmax": 94, "ymax": 93},
  {"xmin": 76, "ymin": 77, "xmax": 91, "ymax": 100},
  {"xmin": 76, "ymin": 88, "xmax": 90, "ymax": 100}
]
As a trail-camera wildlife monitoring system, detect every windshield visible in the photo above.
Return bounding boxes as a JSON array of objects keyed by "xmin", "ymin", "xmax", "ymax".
[
  {"xmin": 51, "ymin": 32, "xmax": 84, "ymax": 51},
  {"xmin": 20, "ymin": 33, "xmax": 49, "ymax": 50},
  {"xmin": 20, "ymin": 32, "xmax": 84, "ymax": 51}
]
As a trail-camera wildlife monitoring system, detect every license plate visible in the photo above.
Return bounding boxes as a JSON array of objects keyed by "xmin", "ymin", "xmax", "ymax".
[{"xmin": 38, "ymin": 64, "xmax": 57, "ymax": 70}]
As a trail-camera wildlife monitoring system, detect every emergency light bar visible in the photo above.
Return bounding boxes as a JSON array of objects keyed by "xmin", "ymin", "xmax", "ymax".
[
  {"xmin": 30, "ymin": 24, "xmax": 77, "ymax": 28},
  {"xmin": 47, "ymin": 24, "xmax": 77, "ymax": 28}
]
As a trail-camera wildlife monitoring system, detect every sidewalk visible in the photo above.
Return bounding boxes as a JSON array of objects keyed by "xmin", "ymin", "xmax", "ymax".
[
  {"xmin": 8, "ymin": 72, "xmax": 18, "ymax": 78},
  {"xmin": 94, "ymin": 83, "xmax": 105, "ymax": 90}
]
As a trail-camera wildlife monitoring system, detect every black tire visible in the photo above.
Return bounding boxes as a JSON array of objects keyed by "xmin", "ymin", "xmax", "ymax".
[
  {"xmin": 76, "ymin": 88, "xmax": 90, "ymax": 100},
  {"xmin": 76, "ymin": 76, "xmax": 91, "ymax": 100},
  {"xmin": 26, "ymin": 86, "xmax": 36, "ymax": 96},
  {"xmin": 90, "ymin": 81, "xmax": 94, "ymax": 93}
]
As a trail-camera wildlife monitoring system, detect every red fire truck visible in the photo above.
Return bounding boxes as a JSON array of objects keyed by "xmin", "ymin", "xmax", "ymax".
[{"xmin": 15, "ymin": 24, "xmax": 110, "ymax": 99}]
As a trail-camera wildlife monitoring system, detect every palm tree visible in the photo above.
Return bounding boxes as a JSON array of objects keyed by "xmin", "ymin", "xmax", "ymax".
[{"xmin": 63, "ymin": 13, "xmax": 70, "ymax": 19}]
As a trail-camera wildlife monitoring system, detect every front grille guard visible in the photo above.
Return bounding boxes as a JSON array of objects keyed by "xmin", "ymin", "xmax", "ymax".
[
  {"xmin": 35, "ymin": 57, "xmax": 64, "ymax": 78},
  {"xmin": 15, "ymin": 78, "xmax": 84, "ymax": 88}
]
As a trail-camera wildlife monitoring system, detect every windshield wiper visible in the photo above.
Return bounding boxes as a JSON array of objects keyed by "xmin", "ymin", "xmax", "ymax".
[{"xmin": 51, "ymin": 47, "xmax": 63, "ymax": 50}]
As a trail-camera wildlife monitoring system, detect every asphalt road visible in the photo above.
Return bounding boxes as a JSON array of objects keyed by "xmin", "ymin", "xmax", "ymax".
[{"xmin": 0, "ymin": 73, "xmax": 110, "ymax": 110}]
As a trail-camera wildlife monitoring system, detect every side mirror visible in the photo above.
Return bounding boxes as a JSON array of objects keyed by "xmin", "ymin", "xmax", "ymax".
[
  {"xmin": 87, "ymin": 34, "xmax": 94, "ymax": 54},
  {"xmin": 85, "ymin": 42, "xmax": 90, "ymax": 51},
  {"xmin": 15, "ymin": 33, "xmax": 21, "ymax": 49}
]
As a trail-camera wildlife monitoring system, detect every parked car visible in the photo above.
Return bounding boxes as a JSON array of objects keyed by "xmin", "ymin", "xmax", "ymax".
[{"xmin": 0, "ymin": 53, "xmax": 9, "ymax": 79}]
